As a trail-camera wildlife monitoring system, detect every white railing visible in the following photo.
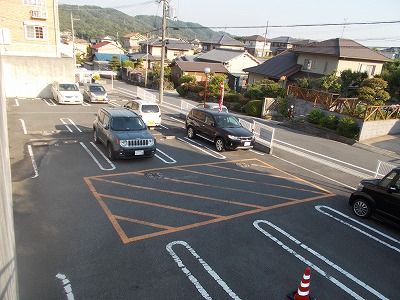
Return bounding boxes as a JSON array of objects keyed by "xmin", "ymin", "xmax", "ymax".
[
  {"xmin": 375, "ymin": 160, "xmax": 397, "ymax": 178},
  {"xmin": 136, "ymin": 87, "xmax": 157, "ymax": 102},
  {"xmin": 239, "ymin": 118, "xmax": 253, "ymax": 132},
  {"xmin": 180, "ymin": 100, "xmax": 196, "ymax": 114},
  {"xmin": 239, "ymin": 119, "xmax": 275, "ymax": 153}
]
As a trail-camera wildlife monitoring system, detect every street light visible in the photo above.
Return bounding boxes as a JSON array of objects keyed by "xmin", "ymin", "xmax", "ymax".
[{"xmin": 203, "ymin": 67, "xmax": 211, "ymax": 107}]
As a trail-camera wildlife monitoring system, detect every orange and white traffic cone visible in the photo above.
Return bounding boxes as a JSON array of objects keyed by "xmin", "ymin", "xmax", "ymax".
[{"xmin": 287, "ymin": 267, "xmax": 315, "ymax": 300}]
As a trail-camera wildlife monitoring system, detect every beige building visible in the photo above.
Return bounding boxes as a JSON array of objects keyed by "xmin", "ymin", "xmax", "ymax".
[
  {"xmin": 121, "ymin": 32, "xmax": 146, "ymax": 53},
  {"xmin": 0, "ymin": 0, "xmax": 60, "ymax": 57},
  {"xmin": 0, "ymin": 0, "xmax": 76, "ymax": 98},
  {"xmin": 91, "ymin": 41, "xmax": 124, "ymax": 55},
  {"xmin": 242, "ymin": 35, "xmax": 271, "ymax": 57},
  {"xmin": 143, "ymin": 38, "xmax": 195, "ymax": 61}
]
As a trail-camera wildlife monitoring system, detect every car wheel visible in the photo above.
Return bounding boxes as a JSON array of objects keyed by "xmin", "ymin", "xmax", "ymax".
[
  {"xmin": 107, "ymin": 143, "xmax": 116, "ymax": 160},
  {"xmin": 215, "ymin": 137, "xmax": 225, "ymax": 152},
  {"xmin": 187, "ymin": 126, "xmax": 196, "ymax": 139},
  {"xmin": 352, "ymin": 198, "xmax": 372, "ymax": 218},
  {"xmin": 93, "ymin": 129, "xmax": 100, "ymax": 144}
]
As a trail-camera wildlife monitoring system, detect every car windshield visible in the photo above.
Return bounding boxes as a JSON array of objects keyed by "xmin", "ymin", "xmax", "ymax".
[
  {"xmin": 89, "ymin": 85, "xmax": 105, "ymax": 93},
  {"xmin": 111, "ymin": 117, "xmax": 146, "ymax": 131},
  {"xmin": 59, "ymin": 84, "xmax": 79, "ymax": 91},
  {"xmin": 142, "ymin": 105, "xmax": 160, "ymax": 113},
  {"xmin": 214, "ymin": 115, "xmax": 241, "ymax": 128}
]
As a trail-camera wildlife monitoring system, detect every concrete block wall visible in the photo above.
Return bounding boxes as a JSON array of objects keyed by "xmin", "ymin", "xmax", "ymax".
[
  {"xmin": 3, "ymin": 56, "xmax": 74, "ymax": 98},
  {"xmin": 359, "ymin": 119, "xmax": 400, "ymax": 141}
]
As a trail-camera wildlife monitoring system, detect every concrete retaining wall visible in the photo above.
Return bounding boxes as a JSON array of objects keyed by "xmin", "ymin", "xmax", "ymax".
[
  {"xmin": 2, "ymin": 56, "xmax": 74, "ymax": 98},
  {"xmin": 0, "ymin": 58, "xmax": 18, "ymax": 300},
  {"xmin": 359, "ymin": 119, "xmax": 400, "ymax": 141}
]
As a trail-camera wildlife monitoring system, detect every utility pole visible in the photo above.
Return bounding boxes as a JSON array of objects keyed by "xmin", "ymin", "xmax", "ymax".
[
  {"xmin": 145, "ymin": 34, "xmax": 149, "ymax": 88},
  {"xmin": 159, "ymin": 0, "xmax": 168, "ymax": 104},
  {"xmin": 262, "ymin": 21, "xmax": 269, "ymax": 57},
  {"xmin": 70, "ymin": 12, "xmax": 79, "ymax": 66}
]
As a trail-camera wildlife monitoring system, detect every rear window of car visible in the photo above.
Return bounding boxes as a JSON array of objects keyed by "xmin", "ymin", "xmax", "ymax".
[
  {"xmin": 89, "ymin": 85, "xmax": 105, "ymax": 92},
  {"xmin": 59, "ymin": 84, "xmax": 79, "ymax": 91},
  {"xmin": 142, "ymin": 105, "xmax": 160, "ymax": 113},
  {"xmin": 111, "ymin": 117, "xmax": 146, "ymax": 131}
]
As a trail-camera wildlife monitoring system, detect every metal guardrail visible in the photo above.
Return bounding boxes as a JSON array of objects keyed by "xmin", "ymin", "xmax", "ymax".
[
  {"xmin": 239, "ymin": 119, "xmax": 275, "ymax": 153},
  {"xmin": 375, "ymin": 160, "xmax": 397, "ymax": 178}
]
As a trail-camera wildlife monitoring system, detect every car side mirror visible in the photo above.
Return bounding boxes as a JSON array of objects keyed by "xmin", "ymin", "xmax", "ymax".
[
  {"xmin": 103, "ymin": 123, "xmax": 109, "ymax": 130},
  {"xmin": 388, "ymin": 186, "xmax": 398, "ymax": 193}
]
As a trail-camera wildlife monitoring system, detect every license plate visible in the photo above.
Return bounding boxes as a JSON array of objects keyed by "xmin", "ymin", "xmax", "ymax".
[
  {"xmin": 97, "ymin": 97, "xmax": 103, "ymax": 100},
  {"xmin": 147, "ymin": 121, "xmax": 155, "ymax": 126},
  {"xmin": 135, "ymin": 150, "xmax": 144, "ymax": 155},
  {"xmin": 244, "ymin": 141, "xmax": 251, "ymax": 146}
]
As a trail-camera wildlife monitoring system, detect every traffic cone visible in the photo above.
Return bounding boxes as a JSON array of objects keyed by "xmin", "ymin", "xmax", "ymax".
[{"xmin": 287, "ymin": 267, "xmax": 315, "ymax": 300}]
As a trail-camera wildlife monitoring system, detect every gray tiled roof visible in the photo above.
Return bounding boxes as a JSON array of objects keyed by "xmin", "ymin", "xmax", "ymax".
[
  {"xmin": 175, "ymin": 61, "xmax": 228, "ymax": 73},
  {"xmin": 243, "ymin": 51, "xmax": 301, "ymax": 80},
  {"xmin": 144, "ymin": 38, "xmax": 194, "ymax": 51},
  {"xmin": 242, "ymin": 35, "xmax": 267, "ymax": 42},
  {"xmin": 293, "ymin": 38, "xmax": 390, "ymax": 62},
  {"xmin": 201, "ymin": 34, "xmax": 244, "ymax": 47},
  {"xmin": 196, "ymin": 48, "xmax": 246, "ymax": 63}
]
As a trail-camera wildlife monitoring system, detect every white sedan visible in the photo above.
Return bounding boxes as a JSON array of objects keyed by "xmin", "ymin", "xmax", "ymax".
[{"xmin": 51, "ymin": 82, "xmax": 83, "ymax": 104}]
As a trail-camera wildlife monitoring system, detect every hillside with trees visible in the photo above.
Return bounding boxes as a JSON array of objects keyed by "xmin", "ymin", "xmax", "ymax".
[{"xmin": 59, "ymin": 4, "xmax": 223, "ymax": 42}]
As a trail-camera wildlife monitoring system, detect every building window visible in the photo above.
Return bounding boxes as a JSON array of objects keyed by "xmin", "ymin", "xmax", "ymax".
[
  {"xmin": 358, "ymin": 64, "xmax": 376, "ymax": 76},
  {"xmin": 302, "ymin": 59, "xmax": 313, "ymax": 70},
  {"xmin": 323, "ymin": 61, "xmax": 329, "ymax": 73},
  {"xmin": 25, "ymin": 24, "xmax": 47, "ymax": 40},
  {"xmin": 23, "ymin": 0, "xmax": 43, "ymax": 5}
]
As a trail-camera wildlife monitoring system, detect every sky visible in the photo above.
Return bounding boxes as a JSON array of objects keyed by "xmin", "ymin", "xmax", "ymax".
[{"xmin": 59, "ymin": 0, "xmax": 400, "ymax": 48}]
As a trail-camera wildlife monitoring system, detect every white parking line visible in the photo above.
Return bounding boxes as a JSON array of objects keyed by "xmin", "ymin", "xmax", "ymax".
[
  {"xmin": 14, "ymin": 98, "xmax": 20, "ymax": 106},
  {"xmin": 178, "ymin": 137, "xmax": 226, "ymax": 160},
  {"xmin": 272, "ymin": 155, "xmax": 356, "ymax": 190},
  {"xmin": 81, "ymin": 102, "xmax": 91, "ymax": 106},
  {"xmin": 80, "ymin": 142, "xmax": 116, "ymax": 171},
  {"xmin": 249, "ymin": 149, "xmax": 265, "ymax": 156},
  {"xmin": 159, "ymin": 124, "xmax": 169, "ymax": 130},
  {"xmin": 60, "ymin": 118, "xmax": 82, "ymax": 133},
  {"xmin": 44, "ymin": 98, "xmax": 57, "ymax": 106},
  {"xmin": 56, "ymin": 273, "xmax": 75, "ymax": 300},
  {"xmin": 27, "ymin": 145, "xmax": 39, "ymax": 178},
  {"xmin": 108, "ymin": 101, "xmax": 121, "ymax": 107},
  {"xmin": 254, "ymin": 220, "xmax": 388, "ymax": 300},
  {"xmin": 166, "ymin": 241, "xmax": 241, "ymax": 300},
  {"xmin": 19, "ymin": 119, "xmax": 27, "ymax": 134},
  {"xmin": 315, "ymin": 205, "xmax": 400, "ymax": 252},
  {"xmin": 167, "ymin": 116, "xmax": 185, "ymax": 124},
  {"xmin": 155, "ymin": 148, "xmax": 176, "ymax": 164}
]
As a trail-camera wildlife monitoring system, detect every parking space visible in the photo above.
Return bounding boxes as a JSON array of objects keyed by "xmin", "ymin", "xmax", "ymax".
[{"xmin": 84, "ymin": 158, "xmax": 333, "ymax": 244}]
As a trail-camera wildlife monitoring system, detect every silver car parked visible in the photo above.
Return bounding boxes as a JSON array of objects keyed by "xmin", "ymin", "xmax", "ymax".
[{"xmin": 83, "ymin": 83, "xmax": 109, "ymax": 103}]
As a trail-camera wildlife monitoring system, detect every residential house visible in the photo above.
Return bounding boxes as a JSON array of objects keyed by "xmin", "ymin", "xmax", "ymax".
[
  {"xmin": 244, "ymin": 38, "xmax": 390, "ymax": 85},
  {"xmin": 270, "ymin": 36, "xmax": 312, "ymax": 55},
  {"xmin": 379, "ymin": 47, "xmax": 400, "ymax": 60},
  {"xmin": 196, "ymin": 48, "xmax": 259, "ymax": 90},
  {"xmin": 88, "ymin": 53, "xmax": 129, "ymax": 71},
  {"xmin": 200, "ymin": 34, "xmax": 244, "ymax": 52},
  {"xmin": 91, "ymin": 41, "xmax": 124, "ymax": 55},
  {"xmin": 0, "ymin": 0, "xmax": 78, "ymax": 98},
  {"xmin": 242, "ymin": 35, "xmax": 271, "ymax": 57},
  {"xmin": 170, "ymin": 61, "xmax": 229, "ymax": 85},
  {"xmin": 60, "ymin": 37, "xmax": 90, "ymax": 59},
  {"xmin": 121, "ymin": 32, "xmax": 146, "ymax": 53},
  {"xmin": 127, "ymin": 52, "xmax": 159, "ymax": 69},
  {"xmin": 140, "ymin": 38, "xmax": 195, "ymax": 61}
]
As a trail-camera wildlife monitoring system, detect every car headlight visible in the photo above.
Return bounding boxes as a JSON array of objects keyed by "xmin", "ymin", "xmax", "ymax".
[
  {"xmin": 120, "ymin": 140, "xmax": 128, "ymax": 147},
  {"xmin": 148, "ymin": 139, "xmax": 155, "ymax": 146},
  {"xmin": 227, "ymin": 135, "xmax": 240, "ymax": 140},
  {"xmin": 357, "ymin": 183, "xmax": 364, "ymax": 191}
]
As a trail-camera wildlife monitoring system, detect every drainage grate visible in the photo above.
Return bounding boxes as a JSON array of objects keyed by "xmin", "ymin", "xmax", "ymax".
[{"xmin": 144, "ymin": 172, "xmax": 163, "ymax": 179}]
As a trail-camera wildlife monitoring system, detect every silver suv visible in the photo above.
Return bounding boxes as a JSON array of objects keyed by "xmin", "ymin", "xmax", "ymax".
[{"xmin": 93, "ymin": 107, "xmax": 156, "ymax": 160}]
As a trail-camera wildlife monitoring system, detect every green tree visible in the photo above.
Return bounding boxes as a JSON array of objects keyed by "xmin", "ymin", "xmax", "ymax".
[
  {"xmin": 358, "ymin": 77, "xmax": 390, "ymax": 105},
  {"xmin": 381, "ymin": 59, "xmax": 400, "ymax": 98},
  {"xmin": 244, "ymin": 79, "xmax": 285, "ymax": 99},
  {"xmin": 208, "ymin": 74, "xmax": 228, "ymax": 98},
  {"xmin": 122, "ymin": 60, "xmax": 134, "ymax": 68},
  {"xmin": 319, "ymin": 71, "xmax": 341, "ymax": 93},
  {"xmin": 179, "ymin": 75, "xmax": 196, "ymax": 85},
  {"xmin": 109, "ymin": 55, "xmax": 121, "ymax": 71},
  {"xmin": 340, "ymin": 70, "xmax": 368, "ymax": 96}
]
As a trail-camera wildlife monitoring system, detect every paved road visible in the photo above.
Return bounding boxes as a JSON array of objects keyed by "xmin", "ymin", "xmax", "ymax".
[{"xmin": 8, "ymin": 82, "xmax": 400, "ymax": 300}]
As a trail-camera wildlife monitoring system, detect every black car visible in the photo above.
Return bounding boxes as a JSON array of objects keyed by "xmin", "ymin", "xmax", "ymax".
[
  {"xmin": 349, "ymin": 167, "xmax": 400, "ymax": 222},
  {"xmin": 93, "ymin": 107, "xmax": 156, "ymax": 160},
  {"xmin": 185, "ymin": 108, "xmax": 255, "ymax": 152}
]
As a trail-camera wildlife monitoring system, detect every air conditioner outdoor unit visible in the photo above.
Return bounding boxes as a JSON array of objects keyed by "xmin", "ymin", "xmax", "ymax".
[{"xmin": 31, "ymin": 10, "xmax": 47, "ymax": 19}]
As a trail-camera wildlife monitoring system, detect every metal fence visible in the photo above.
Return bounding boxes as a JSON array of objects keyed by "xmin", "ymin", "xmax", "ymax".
[
  {"xmin": 180, "ymin": 100, "xmax": 196, "ymax": 114},
  {"xmin": 239, "ymin": 119, "xmax": 275, "ymax": 153},
  {"xmin": 375, "ymin": 160, "xmax": 398, "ymax": 178},
  {"xmin": 137, "ymin": 87, "xmax": 157, "ymax": 102}
]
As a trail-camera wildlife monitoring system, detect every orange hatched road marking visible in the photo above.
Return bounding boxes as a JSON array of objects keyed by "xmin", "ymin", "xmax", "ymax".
[{"xmin": 84, "ymin": 159, "xmax": 335, "ymax": 245}]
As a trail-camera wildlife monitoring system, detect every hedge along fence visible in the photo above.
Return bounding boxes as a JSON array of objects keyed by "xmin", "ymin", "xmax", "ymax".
[{"xmin": 287, "ymin": 85, "xmax": 400, "ymax": 121}]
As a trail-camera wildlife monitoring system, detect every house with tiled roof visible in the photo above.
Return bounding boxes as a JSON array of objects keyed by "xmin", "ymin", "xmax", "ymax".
[
  {"xmin": 270, "ymin": 36, "xmax": 313, "ymax": 55},
  {"xmin": 140, "ymin": 38, "xmax": 195, "ymax": 61},
  {"xmin": 244, "ymin": 38, "xmax": 390, "ymax": 85},
  {"xmin": 121, "ymin": 32, "xmax": 146, "ymax": 53},
  {"xmin": 170, "ymin": 61, "xmax": 229, "ymax": 85},
  {"xmin": 201, "ymin": 34, "xmax": 244, "ymax": 52},
  {"xmin": 242, "ymin": 35, "xmax": 271, "ymax": 57},
  {"xmin": 91, "ymin": 41, "xmax": 124, "ymax": 55}
]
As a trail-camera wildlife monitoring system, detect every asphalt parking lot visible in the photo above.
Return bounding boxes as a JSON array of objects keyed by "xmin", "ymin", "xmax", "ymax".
[{"xmin": 8, "ymin": 84, "xmax": 400, "ymax": 299}]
